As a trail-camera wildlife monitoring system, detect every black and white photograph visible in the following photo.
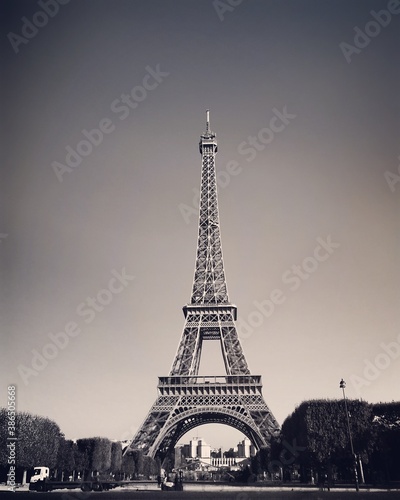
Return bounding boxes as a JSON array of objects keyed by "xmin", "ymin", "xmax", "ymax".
[{"xmin": 1, "ymin": 0, "xmax": 399, "ymax": 498}]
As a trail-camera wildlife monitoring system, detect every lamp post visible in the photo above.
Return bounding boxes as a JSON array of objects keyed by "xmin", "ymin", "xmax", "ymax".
[{"xmin": 339, "ymin": 379, "xmax": 359, "ymax": 492}]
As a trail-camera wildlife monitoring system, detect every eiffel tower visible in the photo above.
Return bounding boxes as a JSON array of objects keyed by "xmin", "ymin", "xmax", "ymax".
[{"xmin": 125, "ymin": 111, "xmax": 280, "ymax": 460}]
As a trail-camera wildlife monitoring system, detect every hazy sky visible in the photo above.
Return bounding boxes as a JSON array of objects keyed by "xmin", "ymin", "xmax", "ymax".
[{"xmin": 1, "ymin": 0, "xmax": 399, "ymax": 451}]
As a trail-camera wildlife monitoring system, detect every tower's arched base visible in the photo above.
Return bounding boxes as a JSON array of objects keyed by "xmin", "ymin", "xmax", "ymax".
[{"xmin": 124, "ymin": 375, "xmax": 280, "ymax": 461}]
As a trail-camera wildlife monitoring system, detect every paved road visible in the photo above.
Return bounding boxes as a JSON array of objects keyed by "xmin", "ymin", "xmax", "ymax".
[{"xmin": 1, "ymin": 486, "xmax": 399, "ymax": 500}]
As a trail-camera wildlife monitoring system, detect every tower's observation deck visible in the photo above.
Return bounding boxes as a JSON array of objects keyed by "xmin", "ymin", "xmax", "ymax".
[{"xmin": 158, "ymin": 375, "xmax": 263, "ymax": 393}]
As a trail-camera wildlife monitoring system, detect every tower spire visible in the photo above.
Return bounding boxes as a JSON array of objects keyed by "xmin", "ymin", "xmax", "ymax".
[{"xmin": 206, "ymin": 109, "xmax": 210, "ymax": 134}]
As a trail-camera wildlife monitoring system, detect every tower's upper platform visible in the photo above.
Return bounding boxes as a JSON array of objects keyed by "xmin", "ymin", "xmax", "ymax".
[{"xmin": 199, "ymin": 109, "xmax": 218, "ymax": 154}]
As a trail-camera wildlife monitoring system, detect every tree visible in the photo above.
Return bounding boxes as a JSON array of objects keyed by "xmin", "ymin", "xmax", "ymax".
[
  {"xmin": 0, "ymin": 409, "xmax": 8, "ymax": 467},
  {"xmin": 131, "ymin": 450, "xmax": 144, "ymax": 477},
  {"xmin": 250, "ymin": 446, "xmax": 269, "ymax": 477},
  {"xmin": 56, "ymin": 438, "xmax": 76, "ymax": 480},
  {"xmin": 0, "ymin": 408, "xmax": 11, "ymax": 483},
  {"xmin": 223, "ymin": 448, "xmax": 237, "ymax": 458},
  {"xmin": 369, "ymin": 402, "xmax": 400, "ymax": 483},
  {"xmin": 15, "ymin": 412, "xmax": 62, "ymax": 470},
  {"xmin": 121, "ymin": 453, "xmax": 135, "ymax": 479},
  {"xmin": 280, "ymin": 399, "xmax": 373, "ymax": 484},
  {"xmin": 110, "ymin": 442, "xmax": 122, "ymax": 477},
  {"xmin": 142, "ymin": 455, "xmax": 158, "ymax": 478},
  {"xmin": 92, "ymin": 437, "xmax": 111, "ymax": 473},
  {"xmin": 0, "ymin": 410, "xmax": 63, "ymax": 483},
  {"xmin": 76, "ymin": 437, "xmax": 112, "ymax": 478}
]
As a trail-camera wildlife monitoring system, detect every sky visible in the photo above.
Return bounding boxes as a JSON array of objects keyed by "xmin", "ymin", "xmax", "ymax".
[{"xmin": 1, "ymin": 0, "xmax": 399, "ymax": 451}]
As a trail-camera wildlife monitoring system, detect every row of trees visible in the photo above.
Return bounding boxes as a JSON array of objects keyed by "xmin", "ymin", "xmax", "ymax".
[
  {"xmin": 3, "ymin": 400, "xmax": 399, "ymax": 486},
  {"xmin": 0, "ymin": 409, "xmax": 158, "ymax": 484},
  {"xmin": 249, "ymin": 400, "xmax": 400, "ymax": 485}
]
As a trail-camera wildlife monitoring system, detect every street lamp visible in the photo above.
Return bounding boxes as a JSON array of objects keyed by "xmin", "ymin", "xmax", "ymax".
[{"xmin": 339, "ymin": 379, "xmax": 359, "ymax": 492}]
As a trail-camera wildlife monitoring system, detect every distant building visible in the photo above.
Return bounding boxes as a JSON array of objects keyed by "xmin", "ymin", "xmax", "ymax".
[
  {"xmin": 197, "ymin": 439, "xmax": 211, "ymax": 460},
  {"xmin": 175, "ymin": 436, "xmax": 254, "ymax": 471},
  {"xmin": 237, "ymin": 437, "xmax": 252, "ymax": 458},
  {"xmin": 175, "ymin": 437, "xmax": 212, "ymax": 465},
  {"xmin": 189, "ymin": 438, "xmax": 198, "ymax": 459}
]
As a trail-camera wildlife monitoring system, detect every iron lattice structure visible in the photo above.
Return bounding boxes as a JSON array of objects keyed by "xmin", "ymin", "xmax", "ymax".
[{"xmin": 125, "ymin": 112, "xmax": 280, "ymax": 460}]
